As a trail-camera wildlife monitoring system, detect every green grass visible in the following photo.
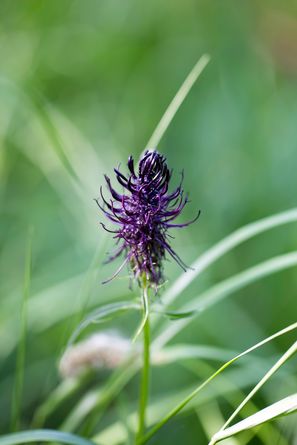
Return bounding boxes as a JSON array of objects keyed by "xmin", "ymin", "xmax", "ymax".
[
  {"xmin": 10, "ymin": 227, "xmax": 34, "ymax": 432},
  {"xmin": 1, "ymin": 1, "xmax": 297, "ymax": 444}
]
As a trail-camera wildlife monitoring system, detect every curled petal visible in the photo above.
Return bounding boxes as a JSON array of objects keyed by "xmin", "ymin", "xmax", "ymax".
[
  {"xmin": 127, "ymin": 156, "xmax": 136, "ymax": 177},
  {"xmin": 104, "ymin": 175, "xmax": 123, "ymax": 202},
  {"xmin": 100, "ymin": 222, "xmax": 119, "ymax": 234},
  {"xmin": 97, "ymin": 150, "xmax": 200, "ymax": 287},
  {"xmin": 164, "ymin": 210, "xmax": 201, "ymax": 228},
  {"xmin": 100, "ymin": 187, "xmax": 122, "ymax": 214}
]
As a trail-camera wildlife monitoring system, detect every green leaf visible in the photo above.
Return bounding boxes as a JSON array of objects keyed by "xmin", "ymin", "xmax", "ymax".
[
  {"xmin": 154, "ymin": 251, "xmax": 297, "ymax": 349},
  {"xmin": 132, "ymin": 284, "xmax": 149, "ymax": 342},
  {"xmin": 140, "ymin": 322, "xmax": 297, "ymax": 444},
  {"xmin": 60, "ymin": 362, "xmax": 137, "ymax": 433},
  {"xmin": 209, "ymin": 340, "xmax": 297, "ymax": 444},
  {"xmin": 144, "ymin": 54, "xmax": 210, "ymax": 150},
  {"xmin": 0, "ymin": 429, "xmax": 95, "ymax": 445},
  {"xmin": 29, "ymin": 92, "xmax": 80, "ymax": 184},
  {"xmin": 210, "ymin": 394, "xmax": 297, "ymax": 443},
  {"xmin": 67, "ymin": 301, "xmax": 140, "ymax": 348},
  {"xmin": 157, "ymin": 208, "xmax": 297, "ymax": 315},
  {"xmin": 11, "ymin": 227, "xmax": 34, "ymax": 431},
  {"xmin": 153, "ymin": 308, "xmax": 197, "ymax": 320}
]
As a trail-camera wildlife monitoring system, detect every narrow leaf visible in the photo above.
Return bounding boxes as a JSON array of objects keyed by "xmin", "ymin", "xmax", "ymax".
[
  {"xmin": 133, "ymin": 285, "xmax": 149, "ymax": 342},
  {"xmin": 153, "ymin": 308, "xmax": 197, "ymax": 320},
  {"xmin": 141, "ymin": 322, "xmax": 297, "ymax": 444},
  {"xmin": 211, "ymin": 394, "xmax": 297, "ymax": 443},
  {"xmin": 0, "ymin": 429, "xmax": 95, "ymax": 445},
  {"xmin": 158, "ymin": 208, "xmax": 297, "ymax": 313},
  {"xmin": 67, "ymin": 301, "xmax": 140, "ymax": 348},
  {"xmin": 210, "ymin": 340, "xmax": 297, "ymax": 444},
  {"xmin": 144, "ymin": 54, "xmax": 210, "ymax": 150},
  {"xmin": 11, "ymin": 227, "xmax": 34, "ymax": 431},
  {"xmin": 154, "ymin": 251, "xmax": 297, "ymax": 349}
]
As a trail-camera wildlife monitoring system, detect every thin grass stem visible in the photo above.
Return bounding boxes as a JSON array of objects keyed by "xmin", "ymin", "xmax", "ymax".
[
  {"xmin": 140, "ymin": 322, "xmax": 297, "ymax": 444},
  {"xmin": 136, "ymin": 281, "xmax": 151, "ymax": 443},
  {"xmin": 133, "ymin": 284, "xmax": 149, "ymax": 342},
  {"xmin": 0, "ymin": 429, "xmax": 95, "ymax": 445},
  {"xmin": 144, "ymin": 54, "xmax": 210, "ymax": 152},
  {"xmin": 153, "ymin": 251, "xmax": 297, "ymax": 349},
  {"xmin": 209, "ymin": 340, "xmax": 297, "ymax": 444},
  {"xmin": 156, "ymin": 208, "xmax": 297, "ymax": 317},
  {"xmin": 10, "ymin": 226, "xmax": 34, "ymax": 432}
]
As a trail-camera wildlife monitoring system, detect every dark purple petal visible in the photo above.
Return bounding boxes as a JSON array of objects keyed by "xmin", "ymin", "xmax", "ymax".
[
  {"xmin": 104, "ymin": 175, "xmax": 123, "ymax": 202},
  {"xmin": 99, "ymin": 222, "xmax": 119, "ymax": 234},
  {"xmin": 164, "ymin": 210, "xmax": 201, "ymax": 228},
  {"xmin": 96, "ymin": 150, "xmax": 200, "ymax": 288},
  {"xmin": 128, "ymin": 156, "xmax": 136, "ymax": 177}
]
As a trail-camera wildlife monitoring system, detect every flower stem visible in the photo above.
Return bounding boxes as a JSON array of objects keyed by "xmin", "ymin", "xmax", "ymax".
[{"xmin": 136, "ymin": 283, "xmax": 150, "ymax": 443}]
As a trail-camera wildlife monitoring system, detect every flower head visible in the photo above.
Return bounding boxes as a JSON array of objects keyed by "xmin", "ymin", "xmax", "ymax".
[{"xmin": 96, "ymin": 150, "xmax": 200, "ymax": 289}]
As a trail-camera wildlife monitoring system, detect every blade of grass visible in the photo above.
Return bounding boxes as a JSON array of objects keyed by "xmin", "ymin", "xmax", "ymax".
[
  {"xmin": 140, "ymin": 322, "xmax": 297, "ymax": 444},
  {"xmin": 199, "ymin": 402, "xmax": 243, "ymax": 445},
  {"xmin": 76, "ymin": 211, "xmax": 297, "ymax": 440},
  {"xmin": 133, "ymin": 283, "xmax": 149, "ymax": 342},
  {"xmin": 61, "ymin": 240, "xmax": 108, "ymax": 353},
  {"xmin": 10, "ymin": 226, "xmax": 34, "ymax": 432},
  {"xmin": 33, "ymin": 250, "xmax": 293, "ymax": 435},
  {"xmin": 154, "ymin": 251, "xmax": 297, "ymax": 349},
  {"xmin": 27, "ymin": 90, "xmax": 80, "ymax": 184},
  {"xmin": 144, "ymin": 54, "xmax": 210, "ymax": 150},
  {"xmin": 0, "ymin": 79, "xmax": 79, "ymax": 184},
  {"xmin": 0, "ymin": 269, "xmax": 131, "ymax": 362},
  {"xmin": 0, "ymin": 430, "xmax": 95, "ymax": 445},
  {"xmin": 67, "ymin": 301, "xmax": 141, "ymax": 348},
  {"xmin": 156, "ymin": 208, "xmax": 297, "ymax": 316},
  {"xmin": 33, "ymin": 241, "xmax": 110, "ymax": 427},
  {"xmin": 117, "ymin": 393, "xmax": 135, "ymax": 445},
  {"xmin": 153, "ymin": 344, "xmax": 238, "ymax": 365},
  {"xmin": 209, "ymin": 341, "xmax": 297, "ymax": 445},
  {"xmin": 210, "ymin": 394, "xmax": 297, "ymax": 443},
  {"xmin": 62, "ymin": 251, "xmax": 297, "ymax": 434},
  {"xmin": 2, "ymin": 78, "xmax": 104, "ymax": 231},
  {"xmin": 190, "ymin": 361, "xmax": 286, "ymax": 445},
  {"xmin": 32, "ymin": 377, "xmax": 85, "ymax": 428},
  {"xmin": 58, "ymin": 345, "xmax": 233, "ymax": 433},
  {"xmin": 74, "ymin": 209, "xmax": 297, "ymax": 438},
  {"xmin": 32, "ymin": 344, "xmax": 235, "ymax": 429},
  {"xmin": 79, "ymin": 361, "xmax": 138, "ymax": 436},
  {"xmin": 60, "ymin": 361, "xmax": 137, "ymax": 432},
  {"xmin": 59, "ymin": 339, "xmax": 282, "ymax": 435},
  {"xmin": 185, "ymin": 357, "xmax": 292, "ymax": 445},
  {"xmin": 92, "ymin": 350, "xmax": 293, "ymax": 445}
]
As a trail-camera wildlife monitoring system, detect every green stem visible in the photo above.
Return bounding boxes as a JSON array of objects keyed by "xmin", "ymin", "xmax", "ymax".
[
  {"xmin": 11, "ymin": 227, "xmax": 33, "ymax": 432},
  {"xmin": 136, "ymin": 284, "xmax": 150, "ymax": 443},
  {"xmin": 139, "ymin": 321, "xmax": 297, "ymax": 444}
]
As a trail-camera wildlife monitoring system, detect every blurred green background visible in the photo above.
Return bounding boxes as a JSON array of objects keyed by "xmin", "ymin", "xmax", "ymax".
[{"xmin": 0, "ymin": 0, "xmax": 297, "ymax": 443}]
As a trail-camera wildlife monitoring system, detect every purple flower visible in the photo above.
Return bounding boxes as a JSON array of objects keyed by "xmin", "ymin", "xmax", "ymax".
[{"xmin": 96, "ymin": 150, "xmax": 200, "ymax": 288}]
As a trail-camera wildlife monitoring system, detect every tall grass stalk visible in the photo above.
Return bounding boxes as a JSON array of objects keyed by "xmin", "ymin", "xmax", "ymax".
[
  {"xmin": 157, "ymin": 208, "xmax": 297, "ymax": 313},
  {"xmin": 61, "ymin": 361, "xmax": 137, "ymax": 433},
  {"xmin": 10, "ymin": 227, "xmax": 34, "ymax": 432},
  {"xmin": 136, "ymin": 279, "xmax": 151, "ymax": 443},
  {"xmin": 209, "ymin": 340, "xmax": 297, "ymax": 444},
  {"xmin": 0, "ymin": 430, "xmax": 95, "ymax": 445},
  {"xmin": 140, "ymin": 322, "xmax": 297, "ymax": 443},
  {"xmin": 190, "ymin": 362, "xmax": 288, "ymax": 445},
  {"xmin": 144, "ymin": 54, "xmax": 210, "ymax": 151},
  {"xmin": 57, "ymin": 233, "xmax": 297, "ymax": 435},
  {"xmin": 209, "ymin": 394, "xmax": 297, "ymax": 443},
  {"xmin": 154, "ymin": 251, "xmax": 297, "ymax": 349}
]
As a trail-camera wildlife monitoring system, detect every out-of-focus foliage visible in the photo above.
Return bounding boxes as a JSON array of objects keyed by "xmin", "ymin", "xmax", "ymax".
[{"xmin": 0, "ymin": 1, "xmax": 297, "ymax": 443}]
